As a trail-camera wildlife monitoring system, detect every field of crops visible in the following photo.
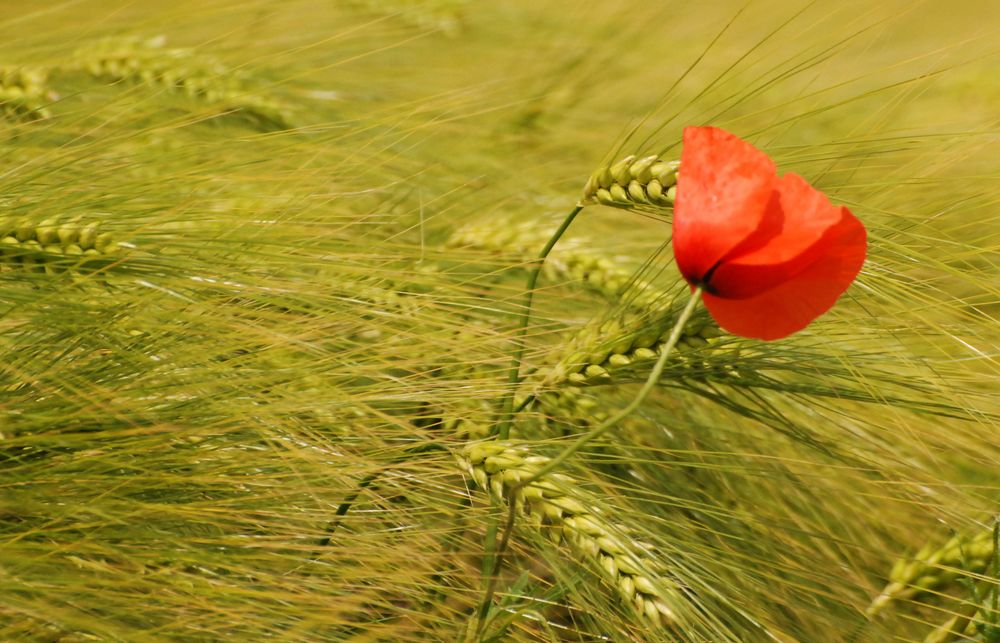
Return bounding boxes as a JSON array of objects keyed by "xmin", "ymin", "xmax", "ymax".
[{"xmin": 1, "ymin": 1, "xmax": 998, "ymax": 640}]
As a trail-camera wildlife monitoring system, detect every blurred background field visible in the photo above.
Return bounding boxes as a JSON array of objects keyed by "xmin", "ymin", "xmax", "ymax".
[{"xmin": 1, "ymin": 1, "xmax": 998, "ymax": 640}]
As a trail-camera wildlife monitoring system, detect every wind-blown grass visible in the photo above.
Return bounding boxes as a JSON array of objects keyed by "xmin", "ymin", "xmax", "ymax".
[{"xmin": 0, "ymin": 0, "xmax": 998, "ymax": 640}]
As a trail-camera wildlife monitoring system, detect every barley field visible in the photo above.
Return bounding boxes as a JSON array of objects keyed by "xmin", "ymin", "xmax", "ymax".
[{"xmin": 1, "ymin": 1, "xmax": 998, "ymax": 641}]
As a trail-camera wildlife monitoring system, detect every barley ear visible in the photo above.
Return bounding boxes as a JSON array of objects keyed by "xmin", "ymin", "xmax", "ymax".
[
  {"xmin": 581, "ymin": 155, "xmax": 679, "ymax": 209},
  {"xmin": 1, "ymin": 66, "xmax": 56, "ymax": 122},
  {"xmin": 0, "ymin": 215, "xmax": 120, "ymax": 274},
  {"xmin": 868, "ymin": 527, "xmax": 995, "ymax": 617},
  {"xmin": 921, "ymin": 602, "xmax": 978, "ymax": 643},
  {"xmin": 447, "ymin": 219, "xmax": 670, "ymax": 307},
  {"xmin": 70, "ymin": 36, "xmax": 294, "ymax": 131},
  {"xmin": 459, "ymin": 440, "xmax": 687, "ymax": 629},
  {"xmin": 534, "ymin": 306, "xmax": 731, "ymax": 390}
]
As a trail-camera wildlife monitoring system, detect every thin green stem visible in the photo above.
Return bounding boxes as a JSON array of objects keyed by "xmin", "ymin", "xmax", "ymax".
[
  {"xmin": 311, "ymin": 442, "xmax": 447, "ymax": 557},
  {"xmin": 494, "ymin": 205, "xmax": 583, "ymax": 440},
  {"xmin": 991, "ymin": 518, "xmax": 998, "ymax": 621},
  {"xmin": 513, "ymin": 285, "xmax": 702, "ymax": 488},
  {"xmin": 314, "ymin": 471, "xmax": 379, "ymax": 548},
  {"xmin": 471, "ymin": 495, "xmax": 519, "ymax": 641},
  {"xmin": 513, "ymin": 394, "xmax": 536, "ymax": 415},
  {"xmin": 476, "ymin": 286, "xmax": 703, "ymax": 627},
  {"xmin": 475, "ymin": 496, "xmax": 501, "ymax": 624}
]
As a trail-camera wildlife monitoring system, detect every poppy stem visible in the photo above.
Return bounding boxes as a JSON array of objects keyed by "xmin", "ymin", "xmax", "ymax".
[
  {"xmin": 511, "ymin": 284, "xmax": 702, "ymax": 487},
  {"xmin": 475, "ymin": 286, "xmax": 703, "ymax": 624},
  {"xmin": 494, "ymin": 205, "xmax": 584, "ymax": 440}
]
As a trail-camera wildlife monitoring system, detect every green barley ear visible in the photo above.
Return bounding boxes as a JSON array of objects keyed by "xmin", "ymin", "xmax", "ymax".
[
  {"xmin": 330, "ymin": 273, "xmax": 421, "ymax": 316},
  {"xmin": 533, "ymin": 303, "xmax": 728, "ymax": 390},
  {"xmin": 446, "ymin": 219, "xmax": 549, "ymax": 256},
  {"xmin": 459, "ymin": 440, "xmax": 687, "ymax": 629},
  {"xmin": 919, "ymin": 520, "xmax": 999, "ymax": 643},
  {"xmin": 0, "ymin": 66, "xmax": 56, "ymax": 123},
  {"xmin": 72, "ymin": 35, "xmax": 228, "ymax": 94},
  {"xmin": 580, "ymin": 155, "xmax": 679, "ymax": 209},
  {"xmin": 921, "ymin": 607, "xmax": 977, "ymax": 643},
  {"xmin": 447, "ymin": 219, "xmax": 668, "ymax": 307},
  {"xmin": 0, "ymin": 215, "xmax": 121, "ymax": 274},
  {"xmin": 868, "ymin": 527, "xmax": 996, "ymax": 617},
  {"xmin": 69, "ymin": 36, "xmax": 294, "ymax": 131}
]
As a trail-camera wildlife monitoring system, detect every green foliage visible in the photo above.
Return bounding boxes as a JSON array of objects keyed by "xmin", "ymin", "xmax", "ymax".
[{"xmin": 0, "ymin": 0, "xmax": 998, "ymax": 640}]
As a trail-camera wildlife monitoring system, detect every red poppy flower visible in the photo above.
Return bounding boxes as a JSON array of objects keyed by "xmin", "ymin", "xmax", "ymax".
[{"xmin": 672, "ymin": 126, "xmax": 866, "ymax": 341}]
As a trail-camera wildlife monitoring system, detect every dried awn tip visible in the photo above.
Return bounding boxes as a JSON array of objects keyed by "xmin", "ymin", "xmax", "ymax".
[
  {"xmin": 580, "ymin": 155, "xmax": 679, "ymax": 209},
  {"xmin": 459, "ymin": 441, "xmax": 686, "ymax": 628},
  {"xmin": 867, "ymin": 527, "xmax": 995, "ymax": 617}
]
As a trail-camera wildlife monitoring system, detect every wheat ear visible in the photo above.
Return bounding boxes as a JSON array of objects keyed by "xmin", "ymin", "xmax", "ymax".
[
  {"xmin": 459, "ymin": 440, "xmax": 686, "ymax": 628},
  {"xmin": 580, "ymin": 155, "xmax": 679, "ymax": 209},
  {"xmin": 868, "ymin": 527, "xmax": 995, "ymax": 617}
]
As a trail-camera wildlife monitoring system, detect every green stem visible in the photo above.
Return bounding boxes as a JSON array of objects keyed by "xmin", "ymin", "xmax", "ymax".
[
  {"xmin": 494, "ymin": 205, "xmax": 583, "ymax": 440},
  {"xmin": 992, "ymin": 518, "xmax": 998, "ymax": 621},
  {"xmin": 476, "ymin": 286, "xmax": 703, "ymax": 627},
  {"xmin": 470, "ymin": 495, "xmax": 519, "ymax": 641},
  {"xmin": 314, "ymin": 471, "xmax": 379, "ymax": 548},
  {"xmin": 512, "ymin": 394, "xmax": 536, "ymax": 415},
  {"xmin": 512, "ymin": 285, "xmax": 702, "ymax": 488},
  {"xmin": 475, "ymin": 496, "xmax": 501, "ymax": 623},
  {"xmin": 311, "ymin": 442, "xmax": 447, "ymax": 556},
  {"xmin": 472, "ymin": 497, "xmax": 520, "ymax": 641}
]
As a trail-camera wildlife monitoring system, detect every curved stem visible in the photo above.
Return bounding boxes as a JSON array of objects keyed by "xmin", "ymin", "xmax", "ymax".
[
  {"xmin": 512, "ymin": 394, "xmax": 536, "ymax": 415},
  {"xmin": 314, "ymin": 471, "xmax": 379, "ymax": 548},
  {"xmin": 494, "ymin": 205, "xmax": 583, "ymax": 440},
  {"xmin": 513, "ymin": 285, "xmax": 702, "ymax": 488},
  {"xmin": 477, "ymin": 286, "xmax": 703, "ymax": 627},
  {"xmin": 311, "ymin": 442, "xmax": 448, "ymax": 556}
]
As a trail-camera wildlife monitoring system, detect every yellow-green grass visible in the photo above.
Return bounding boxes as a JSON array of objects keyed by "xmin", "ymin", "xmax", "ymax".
[{"xmin": 0, "ymin": 0, "xmax": 998, "ymax": 640}]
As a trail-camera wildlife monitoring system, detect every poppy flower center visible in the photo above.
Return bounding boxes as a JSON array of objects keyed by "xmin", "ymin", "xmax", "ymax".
[{"xmin": 697, "ymin": 260, "xmax": 723, "ymax": 294}]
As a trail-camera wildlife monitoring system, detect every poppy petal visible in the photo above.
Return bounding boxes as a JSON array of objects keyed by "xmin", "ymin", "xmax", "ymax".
[
  {"xmin": 707, "ymin": 173, "xmax": 850, "ymax": 299},
  {"xmin": 672, "ymin": 126, "xmax": 777, "ymax": 285},
  {"xmin": 700, "ymin": 209, "xmax": 866, "ymax": 340}
]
